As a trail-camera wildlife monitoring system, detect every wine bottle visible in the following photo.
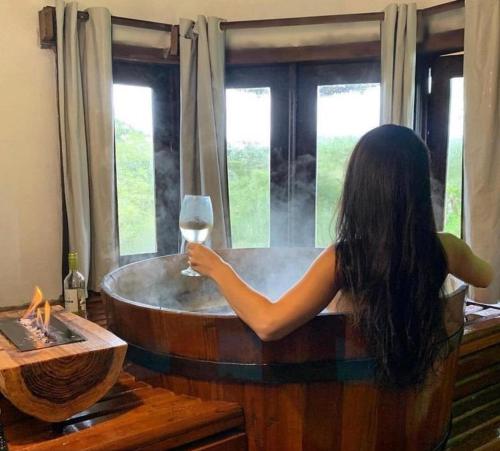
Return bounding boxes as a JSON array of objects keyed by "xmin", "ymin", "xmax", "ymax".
[{"xmin": 63, "ymin": 252, "xmax": 87, "ymax": 318}]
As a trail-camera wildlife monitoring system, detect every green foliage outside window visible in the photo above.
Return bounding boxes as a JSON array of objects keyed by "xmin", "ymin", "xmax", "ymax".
[
  {"xmin": 227, "ymin": 145, "xmax": 270, "ymax": 248},
  {"xmin": 315, "ymin": 136, "xmax": 359, "ymax": 247},
  {"xmin": 115, "ymin": 119, "xmax": 157, "ymax": 256},
  {"xmin": 114, "ymin": 122, "xmax": 462, "ymax": 252},
  {"xmin": 443, "ymin": 138, "xmax": 463, "ymax": 237}
]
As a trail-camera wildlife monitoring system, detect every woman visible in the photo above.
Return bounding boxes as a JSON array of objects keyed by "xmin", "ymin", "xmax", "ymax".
[{"xmin": 187, "ymin": 125, "xmax": 493, "ymax": 387}]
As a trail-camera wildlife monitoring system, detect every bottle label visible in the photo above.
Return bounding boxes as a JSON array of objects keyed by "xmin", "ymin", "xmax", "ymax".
[
  {"xmin": 78, "ymin": 288, "xmax": 87, "ymax": 312},
  {"xmin": 64, "ymin": 289, "xmax": 79, "ymax": 313}
]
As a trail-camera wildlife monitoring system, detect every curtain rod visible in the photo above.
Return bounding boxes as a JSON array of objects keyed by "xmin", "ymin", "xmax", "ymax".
[
  {"xmin": 220, "ymin": 12, "xmax": 384, "ymax": 30},
  {"xmin": 220, "ymin": 0, "xmax": 464, "ymax": 30},
  {"xmin": 42, "ymin": 6, "xmax": 172, "ymax": 32},
  {"xmin": 42, "ymin": 0, "xmax": 464, "ymax": 36}
]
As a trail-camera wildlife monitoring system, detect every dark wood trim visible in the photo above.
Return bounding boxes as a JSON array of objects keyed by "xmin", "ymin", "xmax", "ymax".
[
  {"xmin": 419, "ymin": 29, "xmax": 464, "ymax": 55},
  {"xmin": 426, "ymin": 54, "xmax": 464, "ymax": 231},
  {"xmin": 293, "ymin": 61, "xmax": 381, "ymax": 246},
  {"xmin": 420, "ymin": 0, "xmax": 464, "ymax": 17},
  {"xmin": 112, "ymin": 44, "xmax": 178, "ymax": 65},
  {"xmin": 113, "ymin": 61, "xmax": 181, "ymax": 260},
  {"xmin": 41, "ymin": 0, "xmax": 464, "ymax": 44},
  {"xmin": 110, "ymin": 15, "xmax": 171, "ymax": 31},
  {"xmin": 38, "ymin": 6, "xmax": 172, "ymax": 49},
  {"xmin": 41, "ymin": 5, "xmax": 464, "ymax": 65},
  {"xmin": 221, "ymin": 1, "xmax": 463, "ymax": 31},
  {"xmin": 414, "ymin": 54, "xmax": 431, "ymax": 140},
  {"xmin": 226, "ymin": 29, "xmax": 463, "ymax": 66},
  {"xmin": 221, "ymin": 12, "xmax": 384, "ymax": 30},
  {"xmin": 226, "ymin": 65, "xmax": 292, "ymax": 246},
  {"xmin": 227, "ymin": 41, "xmax": 381, "ymax": 65},
  {"xmin": 169, "ymin": 24, "xmax": 179, "ymax": 57},
  {"xmin": 39, "ymin": 6, "xmax": 56, "ymax": 49},
  {"xmin": 39, "ymin": 0, "xmax": 465, "ymax": 56},
  {"xmin": 113, "ymin": 30, "xmax": 463, "ymax": 67}
]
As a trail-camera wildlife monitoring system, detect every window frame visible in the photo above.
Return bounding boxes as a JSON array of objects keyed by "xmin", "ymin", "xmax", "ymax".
[
  {"xmin": 226, "ymin": 62, "xmax": 381, "ymax": 248},
  {"xmin": 295, "ymin": 61, "xmax": 381, "ymax": 246},
  {"xmin": 113, "ymin": 61, "xmax": 180, "ymax": 263},
  {"xmin": 226, "ymin": 65, "xmax": 292, "ymax": 247},
  {"xmin": 425, "ymin": 54, "xmax": 464, "ymax": 232},
  {"xmin": 111, "ymin": 54, "xmax": 461, "ymax": 257}
]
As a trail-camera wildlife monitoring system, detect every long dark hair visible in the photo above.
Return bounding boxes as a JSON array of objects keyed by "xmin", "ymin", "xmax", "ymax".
[{"xmin": 335, "ymin": 124, "xmax": 448, "ymax": 388}]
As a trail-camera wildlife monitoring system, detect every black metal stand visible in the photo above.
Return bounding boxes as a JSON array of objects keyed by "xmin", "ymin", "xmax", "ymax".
[{"xmin": 51, "ymin": 422, "xmax": 65, "ymax": 435}]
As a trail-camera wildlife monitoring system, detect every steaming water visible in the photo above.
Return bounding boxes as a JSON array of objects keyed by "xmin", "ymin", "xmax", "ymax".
[{"xmin": 103, "ymin": 248, "xmax": 322, "ymax": 315}]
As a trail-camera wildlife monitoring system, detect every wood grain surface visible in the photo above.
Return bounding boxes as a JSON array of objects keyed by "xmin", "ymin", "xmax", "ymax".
[{"xmin": 0, "ymin": 306, "xmax": 126, "ymax": 421}]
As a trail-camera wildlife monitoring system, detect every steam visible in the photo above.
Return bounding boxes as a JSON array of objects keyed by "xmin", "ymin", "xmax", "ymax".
[
  {"xmin": 430, "ymin": 177, "xmax": 445, "ymax": 230},
  {"xmin": 104, "ymin": 248, "xmax": 321, "ymax": 315}
]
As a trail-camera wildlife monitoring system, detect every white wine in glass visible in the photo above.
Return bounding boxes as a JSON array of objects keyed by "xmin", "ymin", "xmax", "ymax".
[{"xmin": 179, "ymin": 195, "xmax": 213, "ymax": 277}]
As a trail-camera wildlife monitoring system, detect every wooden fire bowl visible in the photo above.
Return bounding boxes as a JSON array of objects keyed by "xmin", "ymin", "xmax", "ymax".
[{"xmin": 0, "ymin": 306, "xmax": 126, "ymax": 422}]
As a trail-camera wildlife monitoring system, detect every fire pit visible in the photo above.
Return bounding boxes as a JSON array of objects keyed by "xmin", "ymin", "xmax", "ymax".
[
  {"xmin": 0, "ymin": 288, "xmax": 127, "ymax": 422},
  {"xmin": 0, "ymin": 287, "xmax": 85, "ymax": 351}
]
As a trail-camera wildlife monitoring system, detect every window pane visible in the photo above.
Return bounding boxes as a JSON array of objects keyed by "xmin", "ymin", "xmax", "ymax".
[
  {"xmin": 226, "ymin": 88, "xmax": 271, "ymax": 248},
  {"xmin": 444, "ymin": 77, "xmax": 464, "ymax": 237},
  {"xmin": 113, "ymin": 84, "xmax": 157, "ymax": 256},
  {"xmin": 315, "ymin": 83, "xmax": 380, "ymax": 247}
]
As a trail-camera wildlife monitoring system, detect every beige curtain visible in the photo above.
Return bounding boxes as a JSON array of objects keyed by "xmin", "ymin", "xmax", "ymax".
[
  {"xmin": 463, "ymin": 0, "xmax": 500, "ymax": 302},
  {"xmin": 179, "ymin": 16, "xmax": 230, "ymax": 249},
  {"xmin": 56, "ymin": 1, "xmax": 118, "ymax": 290},
  {"xmin": 380, "ymin": 3, "xmax": 417, "ymax": 127}
]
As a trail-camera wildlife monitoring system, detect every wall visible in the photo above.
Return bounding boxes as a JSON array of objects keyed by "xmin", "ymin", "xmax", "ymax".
[{"xmin": 0, "ymin": 0, "xmax": 448, "ymax": 306}]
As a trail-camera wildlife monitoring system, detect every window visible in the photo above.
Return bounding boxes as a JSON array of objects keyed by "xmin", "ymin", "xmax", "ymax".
[
  {"xmin": 113, "ymin": 84, "xmax": 157, "ymax": 256},
  {"xmin": 226, "ymin": 63, "xmax": 380, "ymax": 248},
  {"xmin": 295, "ymin": 62, "xmax": 381, "ymax": 247},
  {"xmin": 226, "ymin": 87, "xmax": 271, "ymax": 248},
  {"xmin": 113, "ymin": 61, "xmax": 180, "ymax": 262},
  {"xmin": 226, "ymin": 65, "xmax": 291, "ymax": 248},
  {"xmin": 110, "ymin": 54, "xmax": 462, "ymax": 258},
  {"xmin": 444, "ymin": 77, "xmax": 464, "ymax": 236},
  {"xmin": 315, "ymin": 83, "xmax": 380, "ymax": 247},
  {"xmin": 426, "ymin": 55, "xmax": 464, "ymax": 236}
]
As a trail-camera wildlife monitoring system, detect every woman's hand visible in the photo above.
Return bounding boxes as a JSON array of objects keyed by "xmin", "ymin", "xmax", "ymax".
[{"xmin": 186, "ymin": 243, "xmax": 226, "ymax": 278}]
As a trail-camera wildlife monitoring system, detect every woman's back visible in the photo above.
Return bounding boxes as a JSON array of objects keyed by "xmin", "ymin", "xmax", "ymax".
[
  {"xmin": 330, "ymin": 231, "xmax": 492, "ymax": 315},
  {"xmin": 187, "ymin": 124, "xmax": 493, "ymax": 389}
]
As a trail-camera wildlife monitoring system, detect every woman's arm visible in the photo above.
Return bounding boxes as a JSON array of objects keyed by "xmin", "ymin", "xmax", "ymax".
[
  {"xmin": 187, "ymin": 244, "xmax": 339, "ymax": 341},
  {"xmin": 439, "ymin": 233, "xmax": 493, "ymax": 288}
]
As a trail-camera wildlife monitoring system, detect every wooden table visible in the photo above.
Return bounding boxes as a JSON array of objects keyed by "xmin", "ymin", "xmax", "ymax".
[{"xmin": 1, "ymin": 371, "xmax": 246, "ymax": 450}]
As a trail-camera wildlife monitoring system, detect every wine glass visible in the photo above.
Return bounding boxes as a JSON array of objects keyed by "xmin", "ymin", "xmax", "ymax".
[{"xmin": 179, "ymin": 195, "xmax": 213, "ymax": 277}]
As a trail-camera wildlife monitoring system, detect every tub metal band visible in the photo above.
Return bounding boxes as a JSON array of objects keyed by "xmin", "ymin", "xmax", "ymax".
[
  {"xmin": 127, "ymin": 343, "xmax": 376, "ymax": 383},
  {"xmin": 125, "ymin": 325, "xmax": 463, "ymax": 384}
]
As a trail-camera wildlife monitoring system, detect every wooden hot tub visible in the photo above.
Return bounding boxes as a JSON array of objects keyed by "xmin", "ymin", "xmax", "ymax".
[{"xmin": 102, "ymin": 248, "xmax": 464, "ymax": 451}]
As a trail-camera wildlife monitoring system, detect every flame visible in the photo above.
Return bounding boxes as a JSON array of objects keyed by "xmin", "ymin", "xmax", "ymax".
[
  {"xmin": 22, "ymin": 286, "xmax": 44, "ymax": 319},
  {"xmin": 36, "ymin": 308, "xmax": 43, "ymax": 330},
  {"xmin": 43, "ymin": 300, "xmax": 51, "ymax": 332}
]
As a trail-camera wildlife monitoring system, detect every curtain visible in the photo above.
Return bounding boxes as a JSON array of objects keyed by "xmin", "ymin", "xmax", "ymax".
[
  {"xmin": 179, "ymin": 16, "xmax": 230, "ymax": 249},
  {"xmin": 380, "ymin": 3, "xmax": 417, "ymax": 127},
  {"xmin": 56, "ymin": 1, "xmax": 118, "ymax": 290},
  {"xmin": 463, "ymin": 0, "xmax": 500, "ymax": 302}
]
